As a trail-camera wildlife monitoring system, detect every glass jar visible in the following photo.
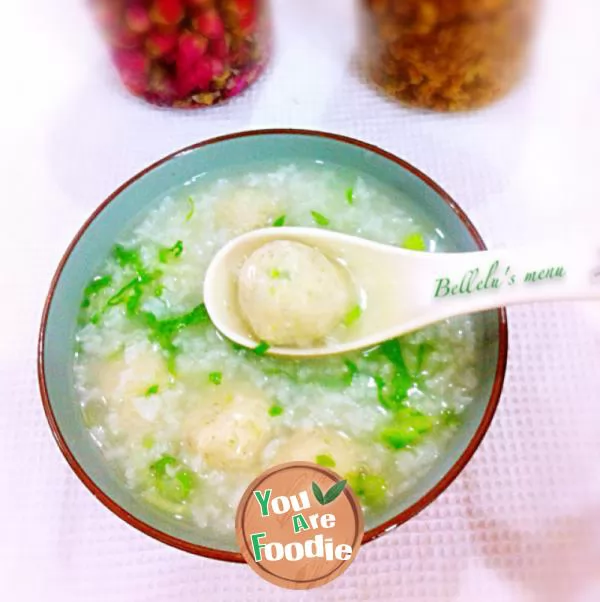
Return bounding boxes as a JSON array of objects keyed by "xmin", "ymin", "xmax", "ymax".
[
  {"xmin": 90, "ymin": 0, "xmax": 270, "ymax": 108},
  {"xmin": 359, "ymin": 0, "xmax": 537, "ymax": 111}
]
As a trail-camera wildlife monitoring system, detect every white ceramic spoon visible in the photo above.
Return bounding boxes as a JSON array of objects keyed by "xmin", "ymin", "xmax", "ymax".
[{"xmin": 204, "ymin": 227, "xmax": 600, "ymax": 357}]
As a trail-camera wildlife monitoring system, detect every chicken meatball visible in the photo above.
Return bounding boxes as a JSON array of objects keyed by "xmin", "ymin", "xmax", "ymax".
[{"xmin": 238, "ymin": 240, "xmax": 352, "ymax": 347}]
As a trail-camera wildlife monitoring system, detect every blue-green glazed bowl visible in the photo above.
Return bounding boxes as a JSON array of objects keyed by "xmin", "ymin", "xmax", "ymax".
[{"xmin": 39, "ymin": 130, "xmax": 508, "ymax": 562}]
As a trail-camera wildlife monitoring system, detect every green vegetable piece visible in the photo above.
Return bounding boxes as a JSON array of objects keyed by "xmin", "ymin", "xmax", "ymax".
[
  {"xmin": 343, "ymin": 305, "xmax": 362, "ymax": 327},
  {"xmin": 381, "ymin": 424, "xmax": 421, "ymax": 449},
  {"xmin": 158, "ymin": 240, "xmax": 184, "ymax": 263},
  {"xmin": 272, "ymin": 215, "xmax": 286, "ymax": 227},
  {"xmin": 344, "ymin": 360, "xmax": 358, "ymax": 384},
  {"xmin": 380, "ymin": 339, "xmax": 407, "ymax": 370},
  {"xmin": 379, "ymin": 339, "xmax": 413, "ymax": 405},
  {"xmin": 186, "ymin": 197, "xmax": 195, "ymax": 221},
  {"xmin": 106, "ymin": 277, "xmax": 141, "ymax": 308},
  {"xmin": 402, "ymin": 232, "xmax": 427, "ymax": 251},
  {"xmin": 145, "ymin": 384, "xmax": 159, "ymax": 397},
  {"xmin": 150, "ymin": 455, "xmax": 178, "ymax": 477},
  {"xmin": 345, "ymin": 187, "xmax": 354, "ymax": 204},
  {"xmin": 175, "ymin": 470, "xmax": 194, "ymax": 496},
  {"xmin": 150, "ymin": 455, "xmax": 195, "ymax": 503},
  {"xmin": 209, "ymin": 371, "xmax": 222, "ymax": 385},
  {"xmin": 141, "ymin": 434, "xmax": 155, "ymax": 449},
  {"xmin": 113, "ymin": 244, "xmax": 144, "ymax": 270},
  {"xmin": 268, "ymin": 404, "xmax": 284, "ymax": 417},
  {"xmin": 381, "ymin": 409, "xmax": 434, "ymax": 450},
  {"xmin": 154, "ymin": 283, "xmax": 165, "ymax": 298},
  {"xmin": 315, "ymin": 454, "xmax": 336, "ymax": 468},
  {"xmin": 311, "ymin": 210, "xmax": 330, "ymax": 226},
  {"xmin": 141, "ymin": 303, "xmax": 210, "ymax": 361},
  {"xmin": 83, "ymin": 275, "xmax": 113, "ymax": 298},
  {"xmin": 347, "ymin": 471, "xmax": 387, "ymax": 507},
  {"xmin": 270, "ymin": 268, "xmax": 290, "ymax": 280},
  {"xmin": 155, "ymin": 474, "xmax": 191, "ymax": 503},
  {"xmin": 253, "ymin": 340, "xmax": 270, "ymax": 355}
]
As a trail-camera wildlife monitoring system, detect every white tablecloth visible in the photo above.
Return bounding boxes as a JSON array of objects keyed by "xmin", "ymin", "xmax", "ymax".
[{"xmin": 2, "ymin": 0, "xmax": 600, "ymax": 600}]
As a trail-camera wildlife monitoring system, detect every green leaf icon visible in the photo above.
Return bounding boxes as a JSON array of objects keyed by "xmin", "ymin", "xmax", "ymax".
[
  {"xmin": 323, "ymin": 479, "xmax": 347, "ymax": 504},
  {"xmin": 312, "ymin": 479, "xmax": 347, "ymax": 505},
  {"xmin": 312, "ymin": 481, "xmax": 325, "ymax": 504}
]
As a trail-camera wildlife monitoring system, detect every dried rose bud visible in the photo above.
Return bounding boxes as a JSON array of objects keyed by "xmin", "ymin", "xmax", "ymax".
[
  {"xmin": 125, "ymin": 4, "xmax": 152, "ymax": 34},
  {"xmin": 113, "ymin": 49, "xmax": 149, "ymax": 95},
  {"xmin": 230, "ymin": 0, "xmax": 254, "ymax": 17},
  {"xmin": 208, "ymin": 37, "xmax": 229, "ymax": 59},
  {"xmin": 151, "ymin": 0, "xmax": 185, "ymax": 26},
  {"xmin": 110, "ymin": 27, "xmax": 142, "ymax": 49},
  {"xmin": 192, "ymin": 9, "xmax": 225, "ymax": 39},
  {"xmin": 239, "ymin": 11, "xmax": 256, "ymax": 33},
  {"xmin": 209, "ymin": 57, "xmax": 225, "ymax": 77},
  {"xmin": 186, "ymin": 0, "xmax": 214, "ymax": 7},
  {"xmin": 147, "ymin": 65, "xmax": 177, "ymax": 102},
  {"xmin": 176, "ymin": 56, "xmax": 213, "ymax": 95},
  {"xmin": 177, "ymin": 31, "xmax": 209, "ymax": 71},
  {"xmin": 146, "ymin": 30, "xmax": 179, "ymax": 58}
]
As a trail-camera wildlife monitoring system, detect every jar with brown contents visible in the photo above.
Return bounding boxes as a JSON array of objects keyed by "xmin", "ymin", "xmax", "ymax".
[{"xmin": 359, "ymin": 0, "xmax": 538, "ymax": 111}]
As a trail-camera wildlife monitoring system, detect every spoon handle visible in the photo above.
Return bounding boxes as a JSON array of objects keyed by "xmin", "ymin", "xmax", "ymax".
[{"xmin": 413, "ymin": 243, "xmax": 600, "ymax": 322}]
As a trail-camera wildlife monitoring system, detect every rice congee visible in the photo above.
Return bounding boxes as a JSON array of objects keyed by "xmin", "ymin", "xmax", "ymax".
[{"xmin": 74, "ymin": 162, "xmax": 484, "ymax": 548}]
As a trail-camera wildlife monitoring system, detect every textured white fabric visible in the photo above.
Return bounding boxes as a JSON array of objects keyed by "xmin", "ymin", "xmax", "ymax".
[{"xmin": 1, "ymin": 0, "xmax": 600, "ymax": 600}]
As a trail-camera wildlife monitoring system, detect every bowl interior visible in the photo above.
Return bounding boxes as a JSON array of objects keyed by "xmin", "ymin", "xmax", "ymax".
[{"xmin": 41, "ymin": 131, "xmax": 504, "ymax": 557}]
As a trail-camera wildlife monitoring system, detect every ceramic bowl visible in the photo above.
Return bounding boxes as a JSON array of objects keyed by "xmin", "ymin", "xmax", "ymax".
[{"xmin": 39, "ymin": 129, "xmax": 508, "ymax": 562}]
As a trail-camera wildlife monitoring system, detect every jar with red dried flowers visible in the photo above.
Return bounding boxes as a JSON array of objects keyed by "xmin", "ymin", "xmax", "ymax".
[{"xmin": 90, "ymin": 0, "xmax": 270, "ymax": 108}]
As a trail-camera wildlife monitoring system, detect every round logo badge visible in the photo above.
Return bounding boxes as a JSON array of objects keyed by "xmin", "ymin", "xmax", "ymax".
[{"xmin": 236, "ymin": 461, "xmax": 364, "ymax": 590}]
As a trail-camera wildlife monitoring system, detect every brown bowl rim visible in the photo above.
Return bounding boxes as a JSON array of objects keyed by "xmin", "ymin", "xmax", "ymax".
[{"xmin": 38, "ymin": 128, "xmax": 508, "ymax": 563}]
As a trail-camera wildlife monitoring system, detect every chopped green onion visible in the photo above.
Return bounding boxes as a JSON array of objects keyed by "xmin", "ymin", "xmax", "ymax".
[
  {"xmin": 145, "ymin": 384, "xmax": 159, "ymax": 397},
  {"xmin": 150, "ymin": 455, "xmax": 178, "ymax": 477},
  {"xmin": 141, "ymin": 303, "xmax": 210, "ymax": 362},
  {"xmin": 83, "ymin": 275, "xmax": 113, "ymax": 298},
  {"xmin": 378, "ymin": 339, "xmax": 413, "ymax": 406},
  {"xmin": 209, "ymin": 371, "xmax": 222, "ymax": 385},
  {"xmin": 106, "ymin": 277, "xmax": 141, "ymax": 307},
  {"xmin": 344, "ymin": 359, "xmax": 358, "ymax": 384},
  {"xmin": 270, "ymin": 268, "xmax": 290, "ymax": 280},
  {"xmin": 268, "ymin": 404, "xmax": 284, "ymax": 417},
  {"xmin": 154, "ymin": 284, "xmax": 164, "ymax": 298},
  {"xmin": 253, "ymin": 340, "xmax": 270, "ymax": 356},
  {"xmin": 272, "ymin": 215, "xmax": 286, "ymax": 227},
  {"xmin": 142, "ymin": 434, "xmax": 155, "ymax": 449},
  {"xmin": 315, "ymin": 454, "xmax": 336, "ymax": 468},
  {"xmin": 150, "ymin": 455, "xmax": 196, "ymax": 503},
  {"xmin": 347, "ymin": 471, "xmax": 387, "ymax": 507},
  {"xmin": 402, "ymin": 232, "xmax": 427, "ymax": 251},
  {"xmin": 185, "ymin": 197, "xmax": 195, "ymax": 221},
  {"xmin": 343, "ymin": 305, "xmax": 362, "ymax": 327},
  {"xmin": 113, "ymin": 245, "xmax": 144, "ymax": 271},
  {"xmin": 311, "ymin": 210, "xmax": 330, "ymax": 226},
  {"xmin": 381, "ymin": 409, "xmax": 434, "ymax": 450},
  {"xmin": 158, "ymin": 240, "xmax": 184, "ymax": 263},
  {"xmin": 345, "ymin": 187, "xmax": 354, "ymax": 205}
]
